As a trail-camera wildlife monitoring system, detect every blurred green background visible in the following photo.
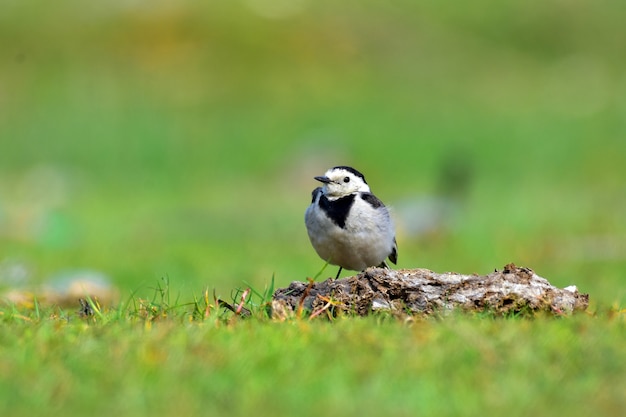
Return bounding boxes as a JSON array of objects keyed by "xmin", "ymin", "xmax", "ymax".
[{"xmin": 1, "ymin": 0, "xmax": 624, "ymax": 306}]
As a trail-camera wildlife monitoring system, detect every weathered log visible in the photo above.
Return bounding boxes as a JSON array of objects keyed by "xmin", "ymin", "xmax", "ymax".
[{"xmin": 272, "ymin": 263, "xmax": 589, "ymax": 318}]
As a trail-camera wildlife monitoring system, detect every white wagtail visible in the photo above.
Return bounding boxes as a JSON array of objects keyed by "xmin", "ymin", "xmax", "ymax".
[{"xmin": 305, "ymin": 166, "xmax": 398, "ymax": 279}]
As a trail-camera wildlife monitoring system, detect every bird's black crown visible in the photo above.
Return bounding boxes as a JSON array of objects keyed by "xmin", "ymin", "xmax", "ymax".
[{"xmin": 331, "ymin": 166, "xmax": 367, "ymax": 184}]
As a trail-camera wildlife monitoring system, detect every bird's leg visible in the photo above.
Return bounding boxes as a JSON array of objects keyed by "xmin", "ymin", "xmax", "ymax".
[{"xmin": 334, "ymin": 267, "xmax": 343, "ymax": 280}]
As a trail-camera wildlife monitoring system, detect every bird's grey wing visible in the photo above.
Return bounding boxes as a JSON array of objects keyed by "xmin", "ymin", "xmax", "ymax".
[
  {"xmin": 362, "ymin": 193, "xmax": 398, "ymax": 264},
  {"xmin": 360, "ymin": 192, "xmax": 385, "ymax": 208},
  {"xmin": 311, "ymin": 187, "xmax": 323, "ymax": 203}
]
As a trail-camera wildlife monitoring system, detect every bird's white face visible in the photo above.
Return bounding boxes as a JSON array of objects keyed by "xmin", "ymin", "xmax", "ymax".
[{"xmin": 316, "ymin": 167, "xmax": 371, "ymax": 198}]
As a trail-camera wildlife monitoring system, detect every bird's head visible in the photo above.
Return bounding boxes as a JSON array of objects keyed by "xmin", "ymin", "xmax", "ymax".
[{"xmin": 314, "ymin": 166, "xmax": 370, "ymax": 198}]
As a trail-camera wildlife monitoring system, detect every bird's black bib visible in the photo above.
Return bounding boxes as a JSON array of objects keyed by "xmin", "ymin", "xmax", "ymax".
[{"xmin": 318, "ymin": 194, "xmax": 355, "ymax": 229}]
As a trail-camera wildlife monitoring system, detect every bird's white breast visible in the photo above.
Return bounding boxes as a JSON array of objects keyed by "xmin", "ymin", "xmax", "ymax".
[{"xmin": 305, "ymin": 194, "xmax": 395, "ymax": 271}]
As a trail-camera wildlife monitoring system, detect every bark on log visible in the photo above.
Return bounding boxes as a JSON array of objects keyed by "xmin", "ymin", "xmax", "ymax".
[{"xmin": 272, "ymin": 263, "xmax": 589, "ymax": 319}]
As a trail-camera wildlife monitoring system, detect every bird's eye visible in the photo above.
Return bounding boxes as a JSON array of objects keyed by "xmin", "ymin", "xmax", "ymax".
[{"xmin": 343, "ymin": 177, "xmax": 350, "ymax": 183}]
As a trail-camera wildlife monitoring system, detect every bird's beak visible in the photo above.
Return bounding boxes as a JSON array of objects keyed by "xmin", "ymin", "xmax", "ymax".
[{"xmin": 314, "ymin": 175, "xmax": 332, "ymax": 184}]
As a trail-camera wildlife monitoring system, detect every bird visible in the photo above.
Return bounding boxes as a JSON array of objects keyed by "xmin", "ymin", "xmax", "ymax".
[{"xmin": 304, "ymin": 166, "xmax": 398, "ymax": 279}]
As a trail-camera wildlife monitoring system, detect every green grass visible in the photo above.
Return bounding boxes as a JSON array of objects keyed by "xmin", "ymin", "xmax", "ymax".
[
  {"xmin": 1, "ymin": 1, "xmax": 626, "ymax": 416},
  {"xmin": 1, "ymin": 304, "xmax": 625, "ymax": 417}
]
